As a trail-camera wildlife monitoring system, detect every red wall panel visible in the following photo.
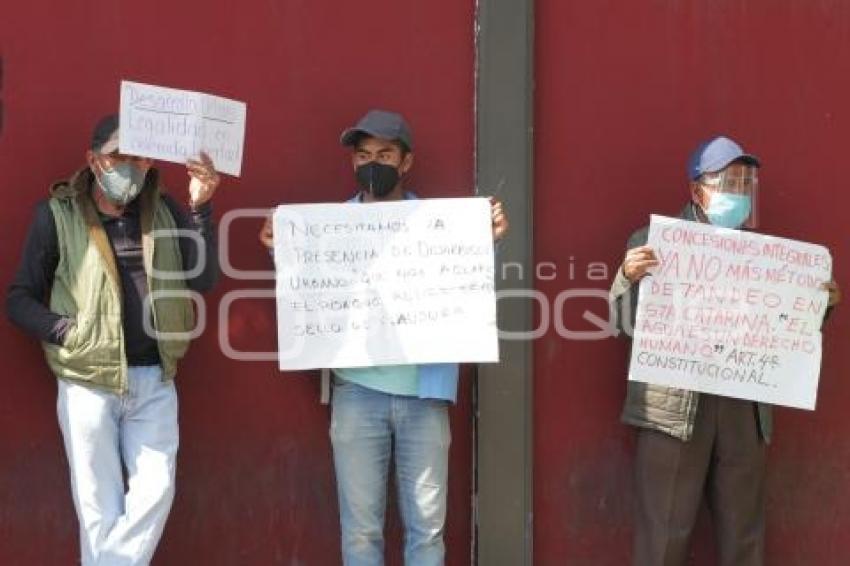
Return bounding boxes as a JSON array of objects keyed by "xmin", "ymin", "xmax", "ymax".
[
  {"xmin": 535, "ymin": 1, "xmax": 850, "ymax": 564},
  {"xmin": 0, "ymin": 2, "xmax": 475, "ymax": 564}
]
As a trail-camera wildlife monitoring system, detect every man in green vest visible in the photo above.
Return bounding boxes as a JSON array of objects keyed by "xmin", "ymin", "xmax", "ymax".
[{"xmin": 6, "ymin": 114, "xmax": 221, "ymax": 565}]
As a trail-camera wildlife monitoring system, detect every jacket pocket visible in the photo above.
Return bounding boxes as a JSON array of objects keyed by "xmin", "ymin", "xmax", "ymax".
[{"xmin": 61, "ymin": 317, "xmax": 80, "ymax": 350}]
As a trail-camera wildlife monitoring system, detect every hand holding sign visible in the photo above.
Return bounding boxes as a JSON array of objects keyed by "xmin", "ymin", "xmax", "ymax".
[
  {"xmin": 259, "ymin": 212, "xmax": 275, "ymax": 249},
  {"xmin": 489, "ymin": 197, "xmax": 510, "ymax": 241},
  {"xmin": 823, "ymin": 280, "xmax": 842, "ymax": 307},
  {"xmin": 623, "ymin": 245, "xmax": 660, "ymax": 283},
  {"xmin": 186, "ymin": 151, "xmax": 220, "ymax": 208}
]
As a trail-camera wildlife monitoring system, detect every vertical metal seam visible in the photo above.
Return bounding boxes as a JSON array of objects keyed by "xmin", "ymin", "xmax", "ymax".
[{"xmin": 474, "ymin": 0, "xmax": 535, "ymax": 564}]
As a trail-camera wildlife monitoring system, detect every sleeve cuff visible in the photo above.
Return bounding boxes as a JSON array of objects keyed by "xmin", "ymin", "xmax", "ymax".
[
  {"xmin": 50, "ymin": 316, "xmax": 75, "ymax": 347},
  {"xmin": 609, "ymin": 265, "xmax": 632, "ymax": 300},
  {"xmin": 190, "ymin": 201, "xmax": 213, "ymax": 221}
]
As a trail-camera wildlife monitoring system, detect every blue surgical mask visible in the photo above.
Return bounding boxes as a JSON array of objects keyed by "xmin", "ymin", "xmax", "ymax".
[
  {"xmin": 705, "ymin": 192, "xmax": 752, "ymax": 229},
  {"xmin": 95, "ymin": 161, "xmax": 146, "ymax": 205}
]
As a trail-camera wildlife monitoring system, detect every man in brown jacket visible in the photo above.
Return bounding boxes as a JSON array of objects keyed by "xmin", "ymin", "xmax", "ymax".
[{"xmin": 610, "ymin": 135, "xmax": 841, "ymax": 566}]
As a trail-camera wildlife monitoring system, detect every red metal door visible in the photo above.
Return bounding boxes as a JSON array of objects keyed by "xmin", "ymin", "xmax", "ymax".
[
  {"xmin": 534, "ymin": 2, "xmax": 850, "ymax": 564},
  {"xmin": 0, "ymin": 2, "xmax": 475, "ymax": 564}
]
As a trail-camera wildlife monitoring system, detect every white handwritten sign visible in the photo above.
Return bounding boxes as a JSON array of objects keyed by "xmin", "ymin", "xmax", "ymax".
[
  {"xmin": 629, "ymin": 215, "xmax": 832, "ymax": 410},
  {"xmin": 118, "ymin": 80, "xmax": 246, "ymax": 176},
  {"xmin": 273, "ymin": 198, "xmax": 499, "ymax": 370}
]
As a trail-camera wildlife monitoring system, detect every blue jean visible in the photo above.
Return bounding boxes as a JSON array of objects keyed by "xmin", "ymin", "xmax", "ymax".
[
  {"xmin": 330, "ymin": 380, "xmax": 451, "ymax": 566},
  {"xmin": 57, "ymin": 366, "xmax": 179, "ymax": 566}
]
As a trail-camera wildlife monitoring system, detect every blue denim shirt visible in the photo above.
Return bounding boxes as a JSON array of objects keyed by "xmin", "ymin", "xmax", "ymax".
[{"xmin": 345, "ymin": 190, "xmax": 460, "ymax": 403}]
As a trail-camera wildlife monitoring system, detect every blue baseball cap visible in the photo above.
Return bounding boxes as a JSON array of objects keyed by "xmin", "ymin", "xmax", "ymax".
[{"xmin": 687, "ymin": 136, "xmax": 760, "ymax": 180}]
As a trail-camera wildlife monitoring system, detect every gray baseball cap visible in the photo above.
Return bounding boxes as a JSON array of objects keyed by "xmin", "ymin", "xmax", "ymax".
[{"xmin": 340, "ymin": 109, "xmax": 414, "ymax": 151}]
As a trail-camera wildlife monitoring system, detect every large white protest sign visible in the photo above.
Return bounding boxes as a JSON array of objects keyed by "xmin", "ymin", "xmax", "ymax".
[
  {"xmin": 118, "ymin": 81, "xmax": 246, "ymax": 176},
  {"xmin": 629, "ymin": 215, "xmax": 832, "ymax": 409},
  {"xmin": 273, "ymin": 198, "xmax": 498, "ymax": 370}
]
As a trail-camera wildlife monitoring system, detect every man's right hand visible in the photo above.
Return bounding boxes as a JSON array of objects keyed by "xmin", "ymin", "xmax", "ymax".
[
  {"xmin": 259, "ymin": 212, "xmax": 274, "ymax": 249},
  {"xmin": 623, "ymin": 245, "xmax": 660, "ymax": 284}
]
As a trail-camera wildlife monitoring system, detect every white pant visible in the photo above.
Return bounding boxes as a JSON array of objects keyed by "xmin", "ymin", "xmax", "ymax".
[{"xmin": 57, "ymin": 366, "xmax": 179, "ymax": 566}]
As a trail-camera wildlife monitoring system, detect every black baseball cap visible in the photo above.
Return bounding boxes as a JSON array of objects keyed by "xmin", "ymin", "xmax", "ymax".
[
  {"xmin": 90, "ymin": 114, "xmax": 120, "ymax": 153},
  {"xmin": 340, "ymin": 109, "xmax": 414, "ymax": 151}
]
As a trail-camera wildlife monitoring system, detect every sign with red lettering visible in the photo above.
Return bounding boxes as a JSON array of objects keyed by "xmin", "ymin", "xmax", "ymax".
[
  {"xmin": 273, "ymin": 198, "xmax": 498, "ymax": 370},
  {"xmin": 629, "ymin": 215, "xmax": 832, "ymax": 409}
]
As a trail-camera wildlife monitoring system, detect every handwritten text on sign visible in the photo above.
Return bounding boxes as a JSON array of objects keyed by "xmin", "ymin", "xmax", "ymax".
[
  {"xmin": 119, "ymin": 81, "xmax": 246, "ymax": 176},
  {"xmin": 273, "ymin": 198, "xmax": 498, "ymax": 371},
  {"xmin": 629, "ymin": 215, "xmax": 832, "ymax": 410}
]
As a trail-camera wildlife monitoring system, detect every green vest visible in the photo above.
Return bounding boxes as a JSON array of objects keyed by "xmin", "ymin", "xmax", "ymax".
[{"xmin": 43, "ymin": 169, "xmax": 195, "ymax": 394}]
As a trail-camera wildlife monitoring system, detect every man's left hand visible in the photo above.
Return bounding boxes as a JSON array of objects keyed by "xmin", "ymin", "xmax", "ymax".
[
  {"xmin": 187, "ymin": 151, "xmax": 220, "ymax": 208},
  {"xmin": 823, "ymin": 280, "xmax": 842, "ymax": 307},
  {"xmin": 489, "ymin": 197, "xmax": 509, "ymax": 241}
]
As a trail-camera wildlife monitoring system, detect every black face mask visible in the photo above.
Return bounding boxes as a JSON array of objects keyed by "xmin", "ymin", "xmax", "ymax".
[{"xmin": 355, "ymin": 161, "xmax": 400, "ymax": 198}]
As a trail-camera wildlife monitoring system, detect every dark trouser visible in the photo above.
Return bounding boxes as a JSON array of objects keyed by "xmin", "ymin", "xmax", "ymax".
[{"xmin": 633, "ymin": 394, "xmax": 766, "ymax": 566}]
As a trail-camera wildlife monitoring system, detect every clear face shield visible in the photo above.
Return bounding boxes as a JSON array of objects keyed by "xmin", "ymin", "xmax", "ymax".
[{"xmin": 698, "ymin": 163, "xmax": 759, "ymax": 230}]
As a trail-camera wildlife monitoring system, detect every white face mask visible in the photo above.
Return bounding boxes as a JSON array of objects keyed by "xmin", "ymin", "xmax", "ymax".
[{"xmin": 95, "ymin": 159, "xmax": 146, "ymax": 205}]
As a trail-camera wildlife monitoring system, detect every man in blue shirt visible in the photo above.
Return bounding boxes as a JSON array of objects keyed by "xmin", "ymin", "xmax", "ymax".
[{"xmin": 260, "ymin": 109, "xmax": 508, "ymax": 565}]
